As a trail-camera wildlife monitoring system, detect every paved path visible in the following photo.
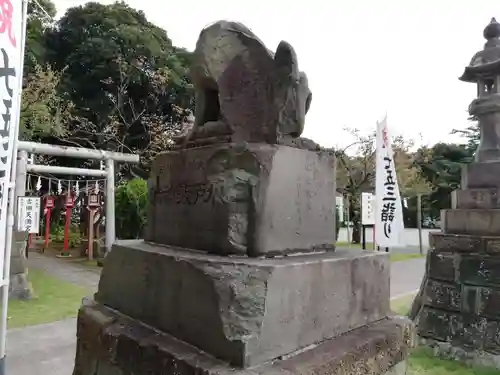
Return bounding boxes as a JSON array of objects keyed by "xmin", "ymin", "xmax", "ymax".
[
  {"xmin": 390, "ymin": 257, "xmax": 425, "ymax": 299},
  {"xmin": 7, "ymin": 318, "xmax": 77, "ymax": 375},
  {"xmin": 26, "ymin": 252, "xmax": 100, "ymax": 289},
  {"xmin": 8, "ymin": 251, "xmax": 426, "ymax": 375}
]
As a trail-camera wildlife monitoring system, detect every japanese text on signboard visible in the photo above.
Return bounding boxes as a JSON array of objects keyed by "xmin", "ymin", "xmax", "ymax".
[{"xmin": 17, "ymin": 197, "xmax": 41, "ymax": 234}]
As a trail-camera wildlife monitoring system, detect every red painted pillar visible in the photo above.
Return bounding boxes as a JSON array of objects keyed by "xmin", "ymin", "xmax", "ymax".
[
  {"xmin": 44, "ymin": 208, "xmax": 51, "ymax": 251},
  {"xmin": 59, "ymin": 194, "xmax": 74, "ymax": 257},
  {"xmin": 63, "ymin": 206, "xmax": 71, "ymax": 255}
]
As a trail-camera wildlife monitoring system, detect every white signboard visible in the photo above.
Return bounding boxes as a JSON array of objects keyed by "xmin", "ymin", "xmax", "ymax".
[
  {"xmin": 0, "ymin": 1, "xmax": 23, "ymax": 253},
  {"xmin": 335, "ymin": 195, "xmax": 344, "ymax": 223},
  {"xmin": 361, "ymin": 192, "xmax": 375, "ymax": 225},
  {"xmin": 375, "ymin": 116, "xmax": 405, "ymax": 247},
  {"xmin": 17, "ymin": 197, "xmax": 41, "ymax": 234}
]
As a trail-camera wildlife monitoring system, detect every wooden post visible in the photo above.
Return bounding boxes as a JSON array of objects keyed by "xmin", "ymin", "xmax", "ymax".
[
  {"xmin": 417, "ymin": 194, "xmax": 423, "ymax": 255},
  {"xmin": 87, "ymin": 208, "xmax": 95, "ymax": 261},
  {"xmin": 87, "ymin": 192, "xmax": 101, "ymax": 260}
]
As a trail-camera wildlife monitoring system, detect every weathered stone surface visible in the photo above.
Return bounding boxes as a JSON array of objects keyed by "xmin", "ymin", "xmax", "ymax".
[
  {"xmin": 429, "ymin": 232, "xmax": 483, "ymax": 253},
  {"xmin": 485, "ymin": 321, "xmax": 500, "ymax": 354},
  {"xmin": 462, "ymin": 286, "xmax": 480, "ymax": 313},
  {"xmin": 450, "ymin": 314, "xmax": 488, "ymax": 349},
  {"xmin": 442, "ymin": 209, "xmax": 500, "ymax": 236},
  {"xmin": 459, "ymin": 255, "xmax": 500, "ymax": 286},
  {"xmin": 146, "ymin": 143, "xmax": 336, "ymax": 257},
  {"xmin": 174, "ymin": 21, "xmax": 312, "ymax": 149},
  {"xmin": 73, "ymin": 300, "xmax": 413, "ymax": 375},
  {"xmin": 382, "ymin": 361, "xmax": 407, "ymax": 375},
  {"xmin": 96, "ymin": 241, "xmax": 390, "ymax": 367},
  {"xmin": 418, "ymin": 307, "xmax": 454, "ymax": 341},
  {"xmin": 427, "ymin": 251, "xmax": 456, "ymax": 281},
  {"xmin": 453, "ymin": 188, "xmax": 500, "ymax": 209},
  {"xmin": 9, "ymin": 231, "xmax": 32, "ymax": 300},
  {"xmin": 478, "ymin": 287, "xmax": 500, "ymax": 317},
  {"xmin": 429, "ymin": 232, "xmax": 500, "ymax": 255},
  {"xmin": 462, "ymin": 161, "xmax": 500, "ymax": 189},
  {"xmin": 419, "ymin": 308, "xmax": 490, "ymax": 350},
  {"xmin": 424, "ymin": 280, "xmax": 461, "ymax": 311}
]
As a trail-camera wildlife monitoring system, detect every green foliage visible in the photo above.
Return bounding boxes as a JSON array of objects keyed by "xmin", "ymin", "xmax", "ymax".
[
  {"xmin": 415, "ymin": 142, "xmax": 473, "ymax": 219},
  {"xmin": 23, "ymin": 0, "xmax": 193, "ymax": 176},
  {"xmin": 452, "ymin": 122, "xmax": 480, "ymax": 155},
  {"xmin": 51, "ymin": 224, "xmax": 82, "ymax": 248},
  {"xmin": 25, "ymin": 0, "xmax": 57, "ymax": 73},
  {"xmin": 115, "ymin": 178, "xmax": 148, "ymax": 239},
  {"xmin": 20, "ymin": 64, "xmax": 74, "ymax": 141}
]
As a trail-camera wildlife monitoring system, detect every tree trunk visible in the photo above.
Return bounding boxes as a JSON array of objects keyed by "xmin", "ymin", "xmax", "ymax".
[{"xmin": 348, "ymin": 192, "xmax": 361, "ymax": 244}]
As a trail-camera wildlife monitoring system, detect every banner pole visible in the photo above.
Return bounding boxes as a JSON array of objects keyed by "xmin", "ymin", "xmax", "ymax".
[{"xmin": 0, "ymin": 0, "xmax": 29, "ymax": 373}]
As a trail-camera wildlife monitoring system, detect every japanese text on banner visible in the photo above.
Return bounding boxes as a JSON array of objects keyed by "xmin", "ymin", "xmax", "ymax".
[
  {"xmin": 0, "ymin": 0, "xmax": 22, "ymax": 244},
  {"xmin": 375, "ymin": 117, "xmax": 405, "ymax": 247}
]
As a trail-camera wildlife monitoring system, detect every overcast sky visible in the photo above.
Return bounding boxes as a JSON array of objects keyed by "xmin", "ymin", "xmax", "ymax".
[{"xmin": 51, "ymin": 0, "xmax": 499, "ymax": 149}]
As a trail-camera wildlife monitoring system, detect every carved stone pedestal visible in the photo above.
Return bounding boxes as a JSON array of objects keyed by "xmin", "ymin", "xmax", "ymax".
[
  {"xmin": 73, "ymin": 241, "xmax": 412, "ymax": 375},
  {"xmin": 146, "ymin": 143, "xmax": 336, "ymax": 257}
]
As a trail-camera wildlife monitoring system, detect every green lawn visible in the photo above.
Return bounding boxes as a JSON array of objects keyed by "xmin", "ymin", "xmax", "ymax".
[
  {"xmin": 336, "ymin": 242, "xmax": 425, "ymax": 263},
  {"xmin": 7, "ymin": 269, "xmax": 92, "ymax": 329},
  {"xmin": 390, "ymin": 253, "xmax": 425, "ymax": 263},
  {"xmin": 408, "ymin": 348, "xmax": 500, "ymax": 375},
  {"xmin": 391, "ymin": 295, "xmax": 499, "ymax": 375}
]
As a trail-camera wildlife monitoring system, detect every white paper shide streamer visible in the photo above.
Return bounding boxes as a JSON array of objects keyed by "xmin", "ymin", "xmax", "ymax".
[{"xmin": 374, "ymin": 116, "xmax": 405, "ymax": 247}]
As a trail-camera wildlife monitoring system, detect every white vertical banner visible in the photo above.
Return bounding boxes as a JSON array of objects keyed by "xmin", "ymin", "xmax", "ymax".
[
  {"xmin": 375, "ymin": 116, "xmax": 405, "ymax": 247},
  {"xmin": 0, "ymin": 0, "xmax": 23, "ymax": 262}
]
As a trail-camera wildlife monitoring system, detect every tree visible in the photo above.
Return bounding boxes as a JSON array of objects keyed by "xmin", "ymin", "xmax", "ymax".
[
  {"xmin": 414, "ymin": 142, "xmax": 472, "ymax": 220},
  {"xmin": 20, "ymin": 63, "xmax": 75, "ymax": 141},
  {"xmin": 451, "ymin": 122, "xmax": 479, "ymax": 155},
  {"xmin": 336, "ymin": 128, "xmax": 430, "ymax": 242},
  {"xmin": 25, "ymin": 0, "xmax": 57, "ymax": 73},
  {"xmin": 45, "ymin": 1, "xmax": 193, "ymax": 127},
  {"xmin": 40, "ymin": 1, "xmax": 194, "ymax": 174}
]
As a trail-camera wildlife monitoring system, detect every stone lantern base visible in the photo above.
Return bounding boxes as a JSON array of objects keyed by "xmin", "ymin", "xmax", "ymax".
[{"xmin": 411, "ymin": 163, "xmax": 500, "ymax": 369}]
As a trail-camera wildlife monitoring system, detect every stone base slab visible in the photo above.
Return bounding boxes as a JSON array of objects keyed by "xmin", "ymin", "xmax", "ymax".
[
  {"xmin": 96, "ymin": 241, "xmax": 390, "ymax": 367},
  {"xmin": 441, "ymin": 209, "xmax": 500, "ymax": 236},
  {"xmin": 452, "ymin": 188, "xmax": 500, "ymax": 209},
  {"xmin": 429, "ymin": 232, "xmax": 500, "ymax": 254},
  {"xmin": 462, "ymin": 161, "xmax": 500, "ymax": 189},
  {"xmin": 73, "ymin": 299, "xmax": 412, "ymax": 375}
]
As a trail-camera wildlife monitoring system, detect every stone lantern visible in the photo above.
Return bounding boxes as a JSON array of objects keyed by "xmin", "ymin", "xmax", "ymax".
[
  {"xmin": 460, "ymin": 17, "xmax": 500, "ymax": 163},
  {"xmin": 409, "ymin": 18, "xmax": 500, "ymax": 370}
]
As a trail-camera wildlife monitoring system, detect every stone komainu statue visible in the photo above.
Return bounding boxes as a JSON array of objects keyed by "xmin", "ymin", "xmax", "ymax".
[{"xmin": 175, "ymin": 20, "xmax": 312, "ymax": 148}]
